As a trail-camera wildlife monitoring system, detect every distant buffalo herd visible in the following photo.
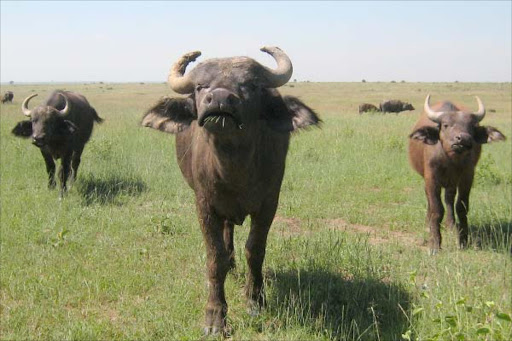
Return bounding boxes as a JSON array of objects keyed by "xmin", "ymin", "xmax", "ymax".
[
  {"xmin": 4, "ymin": 47, "xmax": 507, "ymax": 335},
  {"xmin": 359, "ymin": 99, "xmax": 415, "ymax": 114}
]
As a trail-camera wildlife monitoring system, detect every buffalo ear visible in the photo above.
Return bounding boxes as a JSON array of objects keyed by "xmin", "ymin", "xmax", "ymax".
[
  {"xmin": 141, "ymin": 96, "xmax": 196, "ymax": 134},
  {"xmin": 11, "ymin": 120, "xmax": 33, "ymax": 138},
  {"xmin": 263, "ymin": 91, "xmax": 321, "ymax": 132},
  {"xmin": 409, "ymin": 126, "xmax": 439, "ymax": 145},
  {"xmin": 474, "ymin": 126, "xmax": 506, "ymax": 144}
]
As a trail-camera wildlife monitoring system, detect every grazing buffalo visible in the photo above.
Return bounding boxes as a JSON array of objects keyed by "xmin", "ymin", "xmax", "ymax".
[
  {"xmin": 409, "ymin": 95, "xmax": 506, "ymax": 253},
  {"xmin": 142, "ymin": 47, "xmax": 321, "ymax": 334},
  {"xmin": 2, "ymin": 91, "xmax": 14, "ymax": 103},
  {"xmin": 11, "ymin": 90, "xmax": 103, "ymax": 197},
  {"xmin": 358, "ymin": 103, "xmax": 379, "ymax": 114},
  {"xmin": 380, "ymin": 99, "xmax": 415, "ymax": 113}
]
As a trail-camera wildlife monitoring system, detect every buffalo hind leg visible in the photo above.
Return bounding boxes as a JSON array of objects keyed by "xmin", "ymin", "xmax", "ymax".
[
  {"xmin": 425, "ymin": 181, "xmax": 444, "ymax": 254},
  {"xmin": 444, "ymin": 187, "xmax": 457, "ymax": 229},
  {"xmin": 70, "ymin": 146, "xmax": 84, "ymax": 184},
  {"xmin": 245, "ymin": 198, "xmax": 277, "ymax": 314},
  {"xmin": 197, "ymin": 203, "xmax": 229, "ymax": 335},
  {"xmin": 40, "ymin": 150, "xmax": 56, "ymax": 189},
  {"xmin": 58, "ymin": 152, "xmax": 73, "ymax": 198},
  {"xmin": 223, "ymin": 221, "xmax": 236, "ymax": 270}
]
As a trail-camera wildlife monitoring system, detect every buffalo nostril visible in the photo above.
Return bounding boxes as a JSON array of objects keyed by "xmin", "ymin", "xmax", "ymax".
[
  {"xmin": 455, "ymin": 135, "xmax": 462, "ymax": 141},
  {"xmin": 205, "ymin": 94, "xmax": 213, "ymax": 104}
]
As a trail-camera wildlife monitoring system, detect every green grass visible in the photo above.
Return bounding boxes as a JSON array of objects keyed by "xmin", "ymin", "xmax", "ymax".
[{"xmin": 1, "ymin": 82, "xmax": 511, "ymax": 340}]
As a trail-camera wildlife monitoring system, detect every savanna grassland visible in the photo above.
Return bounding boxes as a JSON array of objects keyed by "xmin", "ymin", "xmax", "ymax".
[{"xmin": 1, "ymin": 81, "xmax": 511, "ymax": 340}]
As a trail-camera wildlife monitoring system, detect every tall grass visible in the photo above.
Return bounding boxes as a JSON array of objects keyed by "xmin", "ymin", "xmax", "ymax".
[{"xmin": 1, "ymin": 82, "xmax": 510, "ymax": 340}]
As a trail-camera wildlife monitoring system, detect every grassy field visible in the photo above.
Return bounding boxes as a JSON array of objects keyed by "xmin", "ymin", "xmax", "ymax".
[{"xmin": 1, "ymin": 82, "xmax": 511, "ymax": 340}]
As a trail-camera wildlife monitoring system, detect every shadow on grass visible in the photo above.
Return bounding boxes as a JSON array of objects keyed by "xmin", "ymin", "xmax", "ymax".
[
  {"xmin": 76, "ymin": 173, "xmax": 147, "ymax": 206},
  {"xmin": 266, "ymin": 269, "xmax": 411, "ymax": 340},
  {"xmin": 469, "ymin": 220, "xmax": 512, "ymax": 253}
]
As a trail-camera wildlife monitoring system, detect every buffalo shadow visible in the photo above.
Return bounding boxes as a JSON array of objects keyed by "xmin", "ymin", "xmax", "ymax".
[
  {"xmin": 76, "ymin": 173, "xmax": 147, "ymax": 206},
  {"xmin": 265, "ymin": 268, "xmax": 412, "ymax": 340},
  {"xmin": 469, "ymin": 220, "xmax": 512, "ymax": 253}
]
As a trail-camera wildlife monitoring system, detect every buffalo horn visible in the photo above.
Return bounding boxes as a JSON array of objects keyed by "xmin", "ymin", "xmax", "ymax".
[
  {"xmin": 168, "ymin": 51, "xmax": 202, "ymax": 94},
  {"xmin": 21, "ymin": 94, "xmax": 38, "ymax": 117},
  {"xmin": 424, "ymin": 94, "xmax": 444, "ymax": 123},
  {"xmin": 57, "ymin": 93, "xmax": 70, "ymax": 115},
  {"xmin": 473, "ymin": 96, "xmax": 486, "ymax": 122},
  {"xmin": 259, "ymin": 46, "xmax": 293, "ymax": 88}
]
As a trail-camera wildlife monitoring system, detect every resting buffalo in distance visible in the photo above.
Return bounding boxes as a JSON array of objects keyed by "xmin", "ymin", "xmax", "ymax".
[
  {"xmin": 380, "ymin": 99, "xmax": 415, "ymax": 113},
  {"xmin": 11, "ymin": 90, "xmax": 103, "ymax": 197},
  {"xmin": 2, "ymin": 91, "xmax": 14, "ymax": 103},
  {"xmin": 409, "ymin": 95, "xmax": 506, "ymax": 254},
  {"xmin": 358, "ymin": 103, "xmax": 379, "ymax": 114},
  {"xmin": 142, "ymin": 47, "xmax": 321, "ymax": 334}
]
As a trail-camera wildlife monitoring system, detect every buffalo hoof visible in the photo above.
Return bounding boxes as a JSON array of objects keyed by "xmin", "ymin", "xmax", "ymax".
[
  {"xmin": 445, "ymin": 220, "xmax": 456, "ymax": 230},
  {"xmin": 247, "ymin": 299, "xmax": 262, "ymax": 317},
  {"xmin": 48, "ymin": 181, "xmax": 56, "ymax": 190},
  {"xmin": 204, "ymin": 306, "xmax": 226, "ymax": 336},
  {"xmin": 429, "ymin": 248, "xmax": 440, "ymax": 256}
]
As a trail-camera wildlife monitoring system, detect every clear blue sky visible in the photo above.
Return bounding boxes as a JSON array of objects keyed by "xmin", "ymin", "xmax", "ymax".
[{"xmin": 1, "ymin": 1, "xmax": 510, "ymax": 83}]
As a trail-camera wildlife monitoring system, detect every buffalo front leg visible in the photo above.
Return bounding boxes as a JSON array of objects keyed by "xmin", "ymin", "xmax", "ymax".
[
  {"xmin": 444, "ymin": 187, "xmax": 457, "ymax": 229},
  {"xmin": 197, "ymin": 201, "xmax": 230, "ymax": 335},
  {"xmin": 58, "ymin": 152, "xmax": 73, "ymax": 198},
  {"xmin": 456, "ymin": 173, "xmax": 474, "ymax": 249},
  {"xmin": 223, "ymin": 221, "xmax": 236, "ymax": 270},
  {"xmin": 425, "ymin": 181, "xmax": 444, "ymax": 254},
  {"xmin": 40, "ymin": 150, "xmax": 56, "ymax": 189},
  {"xmin": 246, "ymin": 198, "xmax": 277, "ymax": 314}
]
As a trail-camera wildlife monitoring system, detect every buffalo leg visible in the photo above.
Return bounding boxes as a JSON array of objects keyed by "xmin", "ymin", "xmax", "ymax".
[
  {"xmin": 40, "ymin": 150, "xmax": 56, "ymax": 189},
  {"xmin": 246, "ymin": 198, "xmax": 277, "ymax": 313},
  {"xmin": 58, "ymin": 152, "xmax": 73, "ymax": 198},
  {"xmin": 456, "ymin": 173, "xmax": 474, "ymax": 249},
  {"xmin": 425, "ymin": 181, "xmax": 444, "ymax": 254},
  {"xmin": 223, "ymin": 221, "xmax": 236, "ymax": 270},
  {"xmin": 197, "ymin": 202, "xmax": 229, "ymax": 335},
  {"xmin": 444, "ymin": 187, "xmax": 457, "ymax": 229},
  {"xmin": 71, "ymin": 146, "xmax": 84, "ymax": 183}
]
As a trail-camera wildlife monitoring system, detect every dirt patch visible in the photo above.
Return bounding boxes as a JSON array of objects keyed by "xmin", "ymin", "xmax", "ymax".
[
  {"xmin": 273, "ymin": 216, "xmax": 303, "ymax": 236},
  {"xmin": 323, "ymin": 218, "xmax": 426, "ymax": 249},
  {"xmin": 273, "ymin": 216, "xmax": 426, "ymax": 250}
]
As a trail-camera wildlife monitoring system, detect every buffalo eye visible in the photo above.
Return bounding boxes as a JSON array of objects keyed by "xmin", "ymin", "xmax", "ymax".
[
  {"xmin": 241, "ymin": 83, "xmax": 258, "ymax": 92},
  {"xmin": 195, "ymin": 84, "xmax": 208, "ymax": 92},
  {"xmin": 442, "ymin": 123, "xmax": 449, "ymax": 129}
]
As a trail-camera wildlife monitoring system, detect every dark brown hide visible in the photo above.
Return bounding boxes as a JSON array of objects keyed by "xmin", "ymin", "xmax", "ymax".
[
  {"xmin": 2, "ymin": 91, "xmax": 14, "ymax": 103},
  {"xmin": 380, "ymin": 99, "xmax": 415, "ymax": 113},
  {"xmin": 358, "ymin": 103, "xmax": 379, "ymax": 114},
  {"xmin": 11, "ymin": 90, "xmax": 103, "ymax": 197},
  {"xmin": 142, "ymin": 48, "xmax": 320, "ymax": 334},
  {"xmin": 408, "ymin": 97, "xmax": 505, "ymax": 253}
]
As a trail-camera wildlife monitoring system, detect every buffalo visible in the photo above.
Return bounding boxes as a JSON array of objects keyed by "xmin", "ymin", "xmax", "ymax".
[
  {"xmin": 358, "ymin": 103, "xmax": 379, "ymax": 114},
  {"xmin": 11, "ymin": 90, "xmax": 103, "ymax": 197},
  {"xmin": 380, "ymin": 99, "xmax": 415, "ymax": 113},
  {"xmin": 409, "ymin": 95, "xmax": 506, "ymax": 254},
  {"xmin": 2, "ymin": 91, "xmax": 14, "ymax": 103},
  {"xmin": 142, "ymin": 47, "xmax": 321, "ymax": 334}
]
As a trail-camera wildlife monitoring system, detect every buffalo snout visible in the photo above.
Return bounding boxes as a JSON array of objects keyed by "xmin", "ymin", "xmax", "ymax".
[
  {"xmin": 202, "ymin": 89, "xmax": 241, "ymax": 113},
  {"xmin": 198, "ymin": 89, "xmax": 243, "ymax": 129}
]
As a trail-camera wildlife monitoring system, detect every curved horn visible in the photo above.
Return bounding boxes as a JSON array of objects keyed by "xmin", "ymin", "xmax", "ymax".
[
  {"xmin": 260, "ymin": 46, "xmax": 293, "ymax": 88},
  {"xmin": 424, "ymin": 94, "xmax": 444, "ymax": 123},
  {"xmin": 473, "ymin": 96, "xmax": 486, "ymax": 122},
  {"xmin": 168, "ymin": 51, "xmax": 202, "ymax": 94},
  {"xmin": 21, "ymin": 94, "xmax": 38, "ymax": 117},
  {"xmin": 57, "ymin": 93, "xmax": 70, "ymax": 115}
]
